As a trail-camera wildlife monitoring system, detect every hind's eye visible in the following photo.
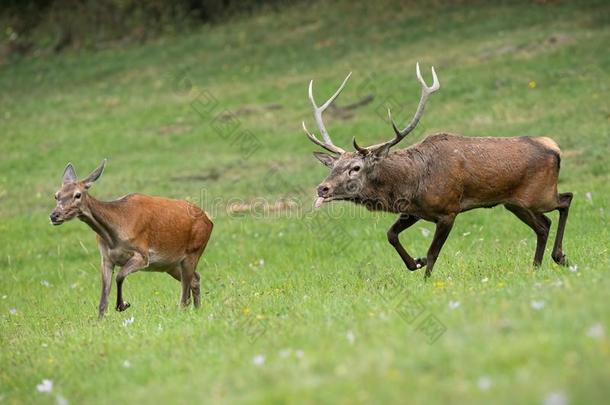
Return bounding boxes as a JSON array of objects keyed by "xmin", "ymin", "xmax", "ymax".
[
  {"xmin": 74, "ymin": 192, "xmax": 82, "ymax": 199},
  {"xmin": 54, "ymin": 193, "xmax": 59, "ymax": 200}
]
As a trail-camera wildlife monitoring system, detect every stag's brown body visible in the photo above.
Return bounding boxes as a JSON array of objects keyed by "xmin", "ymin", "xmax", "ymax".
[
  {"xmin": 359, "ymin": 134, "xmax": 562, "ymax": 218},
  {"xmin": 50, "ymin": 160, "xmax": 213, "ymax": 317},
  {"xmin": 304, "ymin": 64, "xmax": 573, "ymax": 277}
]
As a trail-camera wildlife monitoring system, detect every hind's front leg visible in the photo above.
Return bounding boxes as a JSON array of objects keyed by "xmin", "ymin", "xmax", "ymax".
[
  {"xmin": 115, "ymin": 253, "xmax": 147, "ymax": 312},
  {"xmin": 98, "ymin": 255, "xmax": 114, "ymax": 318}
]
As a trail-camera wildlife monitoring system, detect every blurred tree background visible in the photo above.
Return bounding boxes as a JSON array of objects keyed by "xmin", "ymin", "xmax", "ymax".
[{"xmin": 0, "ymin": 0, "xmax": 299, "ymax": 60}]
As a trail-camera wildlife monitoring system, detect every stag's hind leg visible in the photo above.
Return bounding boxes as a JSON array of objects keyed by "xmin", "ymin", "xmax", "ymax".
[
  {"xmin": 424, "ymin": 215, "xmax": 455, "ymax": 279},
  {"xmin": 505, "ymin": 205, "xmax": 551, "ymax": 266},
  {"xmin": 551, "ymin": 192, "xmax": 573, "ymax": 265}
]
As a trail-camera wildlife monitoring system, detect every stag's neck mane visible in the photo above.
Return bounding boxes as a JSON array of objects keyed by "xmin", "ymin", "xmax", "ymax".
[{"xmin": 355, "ymin": 147, "xmax": 427, "ymax": 213}]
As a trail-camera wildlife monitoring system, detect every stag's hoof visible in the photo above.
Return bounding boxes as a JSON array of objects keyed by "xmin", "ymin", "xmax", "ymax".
[
  {"xmin": 552, "ymin": 252, "xmax": 567, "ymax": 266},
  {"xmin": 413, "ymin": 257, "xmax": 427, "ymax": 270},
  {"xmin": 116, "ymin": 301, "xmax": 131, "ymax": 312}
]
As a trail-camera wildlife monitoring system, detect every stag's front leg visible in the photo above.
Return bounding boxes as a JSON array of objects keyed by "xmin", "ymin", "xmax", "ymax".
[
  {"xmin": 424, "ymin": 215, "xmax": 455, "ymax": 279},
  {"xmin": 387, "ymin": 214, "xmax": 427, "ymax": 271},
  {"xmin": 115, "ymin": 253, "xmax": 147, "ymax": 312},
  {"xmin": 98, "ymin": 255, "xmax": 114, "ymax": 319}
]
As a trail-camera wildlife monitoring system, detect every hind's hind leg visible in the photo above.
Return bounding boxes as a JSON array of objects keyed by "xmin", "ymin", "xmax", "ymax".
[
  {"xmin": 552, "ymin": 192, "xmax": 573, "ymax": 265},
  {"xmin": 180, "ymin": 254, "xmax": 202, "ymax": 308},
  {"xmin": 191, "ymin": 271, "xmax": 201, "ymax": 309}
]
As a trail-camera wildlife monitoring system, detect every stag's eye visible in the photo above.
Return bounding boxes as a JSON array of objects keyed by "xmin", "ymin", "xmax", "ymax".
[
  {"xmin": 74, "ymin": 192, "xmax": 82, "ymax": 199},
  {"xmin": 349, "ymin": 166, "xmax": 361, "ymax": 176}
]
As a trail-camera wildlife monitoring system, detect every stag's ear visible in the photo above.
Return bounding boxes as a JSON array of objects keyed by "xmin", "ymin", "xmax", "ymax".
[
  {"xmin": 82, "ymin": 159, "xmax": 107, "ymax": 189},
  {"xmin": 313, "ymin": 152, "xmax": 337, "ymax": 168},
  {"xmin": 63, "ymin": 163, "xmax": 77, "ymax": 184},
  {"xmin": 366, "ymin": 144, "xmax": 391, "ymax": 164}
]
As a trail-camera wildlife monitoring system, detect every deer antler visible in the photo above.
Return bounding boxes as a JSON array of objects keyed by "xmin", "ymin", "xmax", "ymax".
[
  {"xmin": 302, "ymin": 72, "xmax": 352, "ymax": 155},
  {"xmin": 353, "ymin": 63, "xmax": 440, "ymax": 154}
]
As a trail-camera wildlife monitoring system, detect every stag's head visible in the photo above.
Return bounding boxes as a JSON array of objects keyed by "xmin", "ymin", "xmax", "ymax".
[
  {"xmin": 49, "ymin": 160, "xmax": 106, "ymax": 225},
  {"xmin": 304, "ymin": 63, "xmax": 440, "ymax": 208}
]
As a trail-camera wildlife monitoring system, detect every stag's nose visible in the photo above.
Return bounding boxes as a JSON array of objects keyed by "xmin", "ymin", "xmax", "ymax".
[{"xmin": 317, "ymin": 184, "xmax": 331, "ymax": 197}]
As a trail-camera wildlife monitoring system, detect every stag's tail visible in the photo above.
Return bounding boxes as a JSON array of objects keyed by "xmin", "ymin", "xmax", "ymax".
[{"xmin": 535, "ymin": 137, "xmax": 561, "ymax": 170}]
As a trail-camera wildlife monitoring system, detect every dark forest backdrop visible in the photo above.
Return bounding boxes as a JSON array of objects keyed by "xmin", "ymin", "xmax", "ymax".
[{"xmin": 1, "ymin": 0, "xmax": 297, "ymax": 58}]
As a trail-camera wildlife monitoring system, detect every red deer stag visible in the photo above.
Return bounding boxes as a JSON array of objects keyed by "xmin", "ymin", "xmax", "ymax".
[
  {"xmin": 303, "ymin": 63, "xmax": 572, "ymax": 278},
  {"xmin": 50, "ymin": 160, "xmax": 213, "ymax": 317}
]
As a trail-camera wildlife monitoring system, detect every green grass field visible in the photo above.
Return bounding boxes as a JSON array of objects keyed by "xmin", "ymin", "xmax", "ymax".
[{"xmin": 1, "ymin": 1, "xmax": 609, "ymax": 403}]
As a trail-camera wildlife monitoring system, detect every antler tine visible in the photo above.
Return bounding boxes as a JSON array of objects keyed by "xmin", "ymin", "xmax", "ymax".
[
  {"xmin": 390, "ymin": 62, "xmax": 440, "ymax": 143},
  {"xmin": 302, "ymin": 121, "xmax": 344, "ymax": 155},
  {"xmin": 416, "ymin": 63, "xmax": 440, "ymax": 92},
  {"xmin": 387, "ymin": 107, "xmax": 402, "ymax": 137},
  {"xmin": 363, "ymin": 62, "xmax": 440, "ymax": 153},
  {"xmin": 304, "ymin": 72, "xmax": 352, "ymax": 154}
]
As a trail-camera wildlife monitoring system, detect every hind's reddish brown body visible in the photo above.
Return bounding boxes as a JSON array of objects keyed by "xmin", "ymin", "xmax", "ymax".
[
  {"xmin": 50, "ymin": 160, "xmax": 213, "ymax": 317},
  {"xmin": 90, "ymin": 194, "xmax": 211, "ymax": 269}
]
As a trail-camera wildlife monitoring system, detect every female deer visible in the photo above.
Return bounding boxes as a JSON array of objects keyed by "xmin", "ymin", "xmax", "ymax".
[{"xmin": 50, "ymin": 160, "xmax": 213, "ymax": 317}]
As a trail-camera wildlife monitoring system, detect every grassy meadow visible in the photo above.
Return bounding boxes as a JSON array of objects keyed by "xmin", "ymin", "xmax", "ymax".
[{"xmin": 1, "ymin": 0, "xmax": 609, "ymax": 403}]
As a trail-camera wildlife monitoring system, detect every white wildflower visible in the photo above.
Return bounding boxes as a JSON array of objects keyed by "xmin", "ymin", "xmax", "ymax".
[
  {"xmin": 544, "ymin": 391, "xmax": 568, "ymax": 405},
  {"xmin": 252, "ymin": 354, "xmax": 265, "ymax": 366},
  {"xmin": 569, "ymin": 265, "xmax": 578, "ymax": 273},
  {"xmin": 586, "ymin": 323, "xmax": 604, "ymax": 339},
  {"xmin": 56, "ymin": 394, "xmax": 69, "ymax": 405},
  {"xmin": 122, "ymin": 360, "xmax": 132, "ymax": 368},
  {"xmin": 122, "ymin": 316, "xmax": 135, "ymax": 327},
  {"xmin": 420, "ymin": 228, "xmax": 431, "ymax": 238},
  {"xmin": 448, "ymin": 301, "xmax": 460, "ymax": 310},
  {"xmin": 36, "ymin": 379, "xmax": 53, "ymax": 393},
  {"xmin": 477, "ymin": 376, "xmax": 492, "ymax": 391},
  {"xmin": 531, "ymin": 300, "xmax": 545, "ymax": 310},
  {"xmin": 585, "ymin": 192, "xmax": 592, "ymax": 202},
  {"xmin": 346, "ymin": 330, "xmax": 355, "ymax": 344}
]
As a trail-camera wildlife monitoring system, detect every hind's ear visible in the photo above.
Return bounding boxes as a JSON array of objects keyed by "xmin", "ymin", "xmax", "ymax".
[
  {"xmin": 63, "ymin": 163, "xmax": 77, "ymax": 184},
  {"xmin": 82, "ymin": 159, "xmax": 107, "ymax": 189},
  {"xmin": 313, "ymin": 152, "xmax": 337, "ymax": 169}
]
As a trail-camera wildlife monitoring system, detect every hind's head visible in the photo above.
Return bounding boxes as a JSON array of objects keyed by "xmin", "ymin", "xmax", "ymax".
[{"xmin": 49, "ymin": 159, "xmax": 106, "ymax": 225}]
